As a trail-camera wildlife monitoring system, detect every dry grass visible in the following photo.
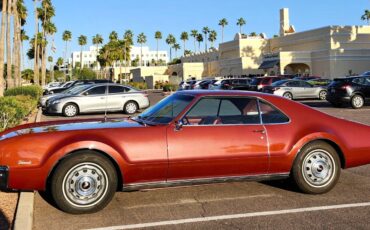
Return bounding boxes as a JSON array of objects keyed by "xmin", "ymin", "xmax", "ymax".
[{"xmin": 0, "ymin": 192, "xmax": 18, "ymax": 230}]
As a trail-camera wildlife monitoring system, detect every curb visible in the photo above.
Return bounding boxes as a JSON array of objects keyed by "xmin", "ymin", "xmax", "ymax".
[{"xmin": 13, "ymin": 108, "xmax": 41, "ymax": 230}]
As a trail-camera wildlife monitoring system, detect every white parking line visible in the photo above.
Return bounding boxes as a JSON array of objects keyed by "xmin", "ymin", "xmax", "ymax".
[{"xmin": 86, "ymin": 202, "xmax": 370, "ymax": 230}]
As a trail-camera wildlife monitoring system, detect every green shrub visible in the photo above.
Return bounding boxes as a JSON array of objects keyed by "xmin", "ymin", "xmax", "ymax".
[
  {"xmin": 127, "ymin": 82, "xmax": 148, "ymax": 90},
  {"xmin": 4, "ymin": 85, "xmax": 43, "ymax": 101},
  {"xmin": 163, "ymin": 83, "xmax": 178, "ymax": 92},
  {"xmin": 0, "ymin": 95, "xmax": 37, "ymax": 131}
]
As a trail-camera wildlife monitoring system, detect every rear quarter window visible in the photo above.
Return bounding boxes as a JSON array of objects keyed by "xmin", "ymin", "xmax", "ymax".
[{"xmin": 259, "ymin": 100, "xmax": 290, "ymax": 124}]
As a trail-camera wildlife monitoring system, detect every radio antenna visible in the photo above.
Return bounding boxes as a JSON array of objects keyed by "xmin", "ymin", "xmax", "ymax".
[{"xmin": 104, "ymin": 75, "xmax": 109, "ymax": 122}]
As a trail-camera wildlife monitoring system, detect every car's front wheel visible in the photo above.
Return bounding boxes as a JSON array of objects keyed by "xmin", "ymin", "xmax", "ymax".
[
  {"xmin": 50, "ymin": 151, "xmax": 118, "ymax": 214},
  {"xmin": 319, "ymin": 90, "xmax": 327, "ymax": 100},
  {"xmin": 124, "ymin": 101, "xmax": 138, "ymax": 114},
  {"xmin": 63, "ymin": 103, "xmax": 79, "ymax": 117},
  {"xmin": 283, "ymin": 92, "xmax": 293, "ymax": 100},
  {"xmin": 291, "ymin": 141, "xmax": 340, "ymax": 194},
  {"xmin": 351, "ymin": 94, "xmax": 364, "ymax": 109}
]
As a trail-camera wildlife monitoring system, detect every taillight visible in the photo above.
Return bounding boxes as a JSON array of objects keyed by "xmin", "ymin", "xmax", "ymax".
[{"xmin": 341, "ymin": 85, "xmax": 350, "ymax": 90}]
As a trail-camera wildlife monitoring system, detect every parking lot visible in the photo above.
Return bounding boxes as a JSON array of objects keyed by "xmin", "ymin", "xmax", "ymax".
[{"xmin": 33, "ymin": 91, "xmax": 370, "ymax": 230}]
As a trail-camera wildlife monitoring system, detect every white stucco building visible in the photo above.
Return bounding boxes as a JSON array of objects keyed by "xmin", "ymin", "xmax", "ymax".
[{"xmin": 70, "ymin": 46, "xmax": 169, "ymax": 69}]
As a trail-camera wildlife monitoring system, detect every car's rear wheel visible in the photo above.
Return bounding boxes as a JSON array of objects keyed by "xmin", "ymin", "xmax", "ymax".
[
  {"xmin": 50, "ymin": 151, "xmax": 118, "ymax": 214},
  {"xmin": 351, "ymin": 94, "xmax": 364, "ymax": 109},
  {"xmin": 124, "ymin": 101, "xmax": 138, "ymax": 114},
  {"xmin": 283, "ymin": 92, "xmax": 293, "ymax": 100},
  {"xmin": 63, "ymin": 103, "xmax": 78, "ymax": 117},
  {"xmin": 319, "ymin": 90, "xmax": 327, "ymax": 100},
  {"xmin": 291, "ymin": 141, "xmax": 340, "ymax": 194}
]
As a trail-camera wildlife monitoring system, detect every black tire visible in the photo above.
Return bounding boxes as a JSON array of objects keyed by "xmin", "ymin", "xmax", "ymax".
[
  {"xmin": 62, "ymin": 103, "xmax": 79, "ymax": 117},
  {"xmin": 319, "ymin": 90, "xmax": 327, "ymax": 100},
  {"xmin": 283, "ymin": 92, "xmax": 293, "ymax": 100},
  {"xmin": 50, "ymin": 151, "xmax": 118, "ymax": 214},
  {"xmin": 350, "ymin": 94, "xmax": 364, "ymax": 109},
  {"xmin": 124, "ymin": 101, "xmax": 138, "ymax": 114},
  {"xmin": 291, "ymin": 141, "xmax": 341, "ymax": 194}
]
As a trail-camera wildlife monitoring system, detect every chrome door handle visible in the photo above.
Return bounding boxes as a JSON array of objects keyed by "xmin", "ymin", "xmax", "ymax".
[{"xmin": 253, "ymin": 129, "xmax": 266, "ymax": 134}]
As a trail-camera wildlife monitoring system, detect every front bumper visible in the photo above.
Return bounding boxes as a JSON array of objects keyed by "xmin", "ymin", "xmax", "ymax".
[{"xmin": 0, "ymin": 166, "xmax": 9, "ymax": 191}]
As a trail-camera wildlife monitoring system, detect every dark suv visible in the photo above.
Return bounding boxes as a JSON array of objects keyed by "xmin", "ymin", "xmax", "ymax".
[
  {"xmin": 326, "ymin": 76, "xmax": 370, "ymax": 109},
  {"xmin": 250, "ymin": 76, "xmax": 287, "ymax": 91}
]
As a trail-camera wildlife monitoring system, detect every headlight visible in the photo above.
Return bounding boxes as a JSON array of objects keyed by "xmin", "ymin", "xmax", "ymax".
[{"xmin": 51, "ymin": 100, "xmax": 61, "ymax": 105}]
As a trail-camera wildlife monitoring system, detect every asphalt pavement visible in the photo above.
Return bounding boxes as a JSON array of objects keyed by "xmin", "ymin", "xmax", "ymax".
[{"xmin": 33, "ymin": 92, "xmax": 370, "ymax": 230}]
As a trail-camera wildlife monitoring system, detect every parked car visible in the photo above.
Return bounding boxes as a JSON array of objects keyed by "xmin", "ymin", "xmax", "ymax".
[
  {"xmin": 359, "ymin": 71, "xmax": 370, "ymax": 77},
  {"xmin": 1, "ymin": 90, "xmax": 370, "ymax": 214},
  {"xmin": 42, "ymin": 81, "xmax": 62, "ymax": 91},
  {"xmin": 326, "ymin": 76, "xmax": 370, "ymax": 109},
  {"xmin": 45, "ymin": 83, "xmax": 149, "ymax": 116},
  {"xmin": 250, "ymin": 76, "xmax": 287, "ymax": 91},
  {"xmin": 209, "ymin": 78, "xmax": 252, "ymax": 90},
  {"xmin": 43, "ymin": 79, "xmax": 113, "ymax": 95},
  {"xmin": 40, "ymin": 85, "xmax": 92, "ymax": 108},
  {"xmin": 179, "ymin": 80, "xmax": 197, "ymax": 90},
  {"xmin": 193, "ymin": 79, "xmax": 217, "ymax": 89},
  {"xmin": 263, "ymin": 79, "xmax": 328, "ymax": 100},
  {"xmin": 293, "ymin": 76, "xmax": 321, "ymax": 81}
]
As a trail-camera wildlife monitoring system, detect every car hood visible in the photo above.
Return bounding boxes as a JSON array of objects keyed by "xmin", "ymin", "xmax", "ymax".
[{"xmin": 0, "ymin": 118, "xmax": 143, "ymax": 141}]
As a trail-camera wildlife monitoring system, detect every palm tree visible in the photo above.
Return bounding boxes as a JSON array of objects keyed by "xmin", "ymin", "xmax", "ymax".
[
  {"xmin": 0, "ymin": 0, "xmax": 7, "ymax": 94},
  {"xmin": 137, "ymin": 33, "xmax": 147, "ymax": 66},
  {"xmin": 41, "ymin": 21, "xmax": 56, "ymax": 86},
  {"xmin": 190, "ymin": 30, "xmax": 198, "ymax": 53},
  {"xmin": 196, "ymin": 33, "xmax": 203, "ymax": 51},
  {"xmin": 78, "ymin": 35, "xmax": 87, "ymax": 69},
  {"xmin": 48, "ymin": 56, "xmax": 53, "ymax": 82},
  {"xmin": 15, "ymin": 0, "xmax": 28, "ymax": 87},
  {"xmin": 361, "ymin": 10, "xmax": 370, "ymax": 25},
  {"xmin": 109, "ymin": 31, "xmax": 118, "ymax": 41},
  {"xmin": 33, "ymin": 0, "xmax": 40, "ymax": 85},
  {"xmin": 92, "ymin": 34, "xmax": 103, "ymax": 70},
  {"xmin": 6, "ymin": 0, "xmax": 12, "ymax": 88},
  {"xmin": 165, "ymin": 34, "xmax": 176, "ymax": 62},
  {"xmin": 20, "ymin": 30, "xmax": 29, "ymax": 72},
  {"xmin": 180, "ymin": 32, "xmax": 188, "ymax": 56},
  {"xmin": 173, "ymin": 43, "xmax": 181, "ymax": 58},
  {"xmin": 218, "ymin": 18, "xmax": 228, "ymax": 43},
  {"xmin": 208, "ymin": 30, "xmax": 217, "ymax": 48},
  {"xmin": 249, "ymin": 32, "xmax": 257, "ymax": 36},
  {"xmin": 123, "ymin": 30, "xmax": 134, "ymax": 67},
  {"xmin": 237, "ymin": 17, "xmax": 246, "ymax": 34},
  {"xmin": 154, "ymin": 31, "xmax": 162, "ymax": 64},
  {"xmin": 202, "ymin": 27, "xmax": 210, "ymax": 52},
  {"xmin": 56, "ymin": 57, "xmax": 63, "ymax": 66},
  {"xmin": 62, "ymin": 30, "xmax": 72, "ymax": 65}
]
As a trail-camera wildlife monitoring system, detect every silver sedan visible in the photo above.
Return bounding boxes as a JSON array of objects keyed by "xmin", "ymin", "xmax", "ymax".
[
  {"xmin": 45, "ymin": 84, "xmax": 150, "ymax": 117},
  {"xmin": 262, "ymin": 80, "xmax": 327, "ymax": 100}
]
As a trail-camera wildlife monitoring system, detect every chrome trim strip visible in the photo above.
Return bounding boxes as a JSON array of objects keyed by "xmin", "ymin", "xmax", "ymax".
[{"xmin": 122, "ymin": 173, "xmax": 289, "ymax": 191}]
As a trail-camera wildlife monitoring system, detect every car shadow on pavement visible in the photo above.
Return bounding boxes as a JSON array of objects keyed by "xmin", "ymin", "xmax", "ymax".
[
  {"xmin": 0, "ymin": 211, "xmax": 10, "ymax": 230},
  {"xmin": 260, "ymin": 178, "xmax": 301, "ymax": 193}
]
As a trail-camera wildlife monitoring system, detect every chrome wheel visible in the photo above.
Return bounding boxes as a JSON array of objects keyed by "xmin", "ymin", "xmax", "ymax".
[
  {"xmin": 62, "ymin": 162, "xmax": 109, "ymax": 208},
  {"xmin": 351, "ymin": 95, "xmax": 364, "ymax": 109},
  {"xmin": 125, "ymin": 102, "xmax": 137, "ymax": 114},
  {"xmin": 64, "ymin": 104, "xmax": 77, "ymax": 117},
  {"xmin": 319, "ymin": 91, "xmax": 327, "ymax": 100},
  {"xmin": 302, "ymin": 149, "xmax": 335, "ymax": 188},
  {"xmin": 283, "ymin": 92, "xmax": 293, "ymax": 100}
]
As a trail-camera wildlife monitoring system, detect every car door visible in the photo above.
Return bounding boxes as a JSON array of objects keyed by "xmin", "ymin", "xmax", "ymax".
[
  {"xmin": 108, "ymin": 85, "xmax": 127, "ymax": 111},
  {"xmin": 301, "ymin": 81, "xmax": 317, "ymax": 98},
  {"xmin": 285, "ymin": 81, "xmax": 303, "ymax": 98},
  {"xmin": 166, "ymin": 96, "xmax": 269, "ymax": 180},
  {"xmin": 79, "ymin": 85, "xmax": 108, "ymax": 112}
]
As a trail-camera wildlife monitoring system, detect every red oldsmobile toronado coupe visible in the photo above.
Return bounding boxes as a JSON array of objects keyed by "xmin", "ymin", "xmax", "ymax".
[{"xmin": 0, "ymin": 90, "xmax": 369, "ymax": 214}]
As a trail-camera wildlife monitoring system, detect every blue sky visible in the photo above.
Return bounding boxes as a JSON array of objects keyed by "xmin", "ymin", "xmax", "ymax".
[{"xmin": 22, "ymin": 0, "xmax": 369, "ymax": 67}]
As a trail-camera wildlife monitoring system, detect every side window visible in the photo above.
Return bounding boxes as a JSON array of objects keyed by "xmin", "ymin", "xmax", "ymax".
[
  {"xmin": 352, "ymin": 78, "xmax": 365, "ymax": 85},
  {"xmin": 86, "ymin": 86, "xmax": 106, "ymax": 95},
  {"xmin": 186, "ymin": 98, "xmax": 220, "ymax": 118},
  {"xmin": 300, "ymin": 81, "xmax": 312, "ymax": 87},
  {"xmin": 259, "ymin": 100, "xmax": 290, "ymax": 124},
  {"xmin": 109, "ymin": 86, "xmax": 126, "ymax": 94},
  {"xmin": 366, "ymin": 77, "xmax": 370, "ymax": 86}
]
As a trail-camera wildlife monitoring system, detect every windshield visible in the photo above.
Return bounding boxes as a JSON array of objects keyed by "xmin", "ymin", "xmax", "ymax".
[
  {"xmin": 63, "ymin": 85, "xmax": 91, "ymax": 95},
  {"xmin": 136, "ymin": 94, "xmax": 194, "ymax": 124}
]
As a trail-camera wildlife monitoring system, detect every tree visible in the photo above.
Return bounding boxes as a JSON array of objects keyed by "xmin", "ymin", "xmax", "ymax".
[
  {"xmin": 196, "ymin": 33, "xmax": 203, "ymax": 51},
  {"xmin": 249, "ymin": 32, "xmax": 257, "ymax": 36},
  {"xmin": 41, "ymin": 21, "xmax": 56, "ymax": 86},
  {"xmin": 123, "ymin": 30, "xmax": 134, "ymax": 67},
  {"xmin": 173, "ymin": 43, "xmax": 180, "ymax": 58},
  {"xmin": 184, "ymin": 50, "xmax": 192, "ymax": 56},
  {"xmin": 6, "ymin": 0, "xmax": 12, "ymax": 88},
  {"xmin": 33, "ymin": 0, "xmax": 39, "ymax": 85},
  {"xmin": 92, "ymin": 34, "xmax": 103, "ymax": 69},
  {"xmin": 48, "ymin": 55, "xmax": 53, "ymax": 81},
  {"xmin": 154, "ymin": 31, "xmax": 162, "ymax": 63},
  {"xmin": 78, "ymin": 35, "xmax": 87, "ymax": 69},
  {"xmin": 361, "ymin": 10, "xmax": 370, "ymax": 25},
  {"xmin": 180, "ymin": 32, "xmax": 188, "ymax": 56},
  {"xmin": 137, "ymin": 33, "xmax": 147, "ymax": 66},
  {"xmin": 20, "ymin": 30, "xmax": 29, "ymax": 71},
  {"xmin": 202, "ymin": 27, "xmax": 210, "ymax": 52},
  {"xmin": 109, "ymin": 30, "xmax": 118, "ymax": 41},
  {"xmin": 0, "ymin": 0, "xmax": 6, "ymax": 95},
  {"xmin": 56, "ymin": 57, "xmax": 63, "ymax": 66},
  {"xmin": 15, "ymin": 0, "xmax": 28, "ymax": 87},
  {"xmin": 208, "ymin": 30, "xmax": 217, "ymax": 48},
  {"xmin": 237, "ymin": 17, "xmax": 246, "ymax": 34},
  {"xmin": 62, "ymin": 30, "xmax": 72, "ymax": 64},
  {"xmin": 190, "ymin": 30, "xmax": 198, "ymax": 53},
  {"xmin": 218, "ymin": 18, "xmax": 228, "ymax": 43},
  {"xmin": 165, "ymin": 34, "xmax": 176, "ymax": 62}
]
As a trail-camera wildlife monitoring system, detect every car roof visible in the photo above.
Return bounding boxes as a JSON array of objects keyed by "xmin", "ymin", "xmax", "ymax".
[{"xmin": 176, "ymin": 90, "xmax": 270, "ymax": 98}]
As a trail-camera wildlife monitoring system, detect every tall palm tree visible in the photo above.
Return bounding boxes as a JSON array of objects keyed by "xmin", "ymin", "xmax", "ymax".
[
  {"xmin": 33, "ymin": 0, "xmax": 40, "ymax": 85},
  {"xmin": 20, "ymin": 30, "xmax": 29, "ymax": 72},
  {"xmin": 0, "ymin": 0, "xmax": 6, "ymax": 94},
  {"xmin": 237, "ymin": 17, "xmax": 246, "ymax": 34},
  {"xmin": 208, "ymin": 30, "xmax": 217, "ymax": 48},
  {"xmin": 202, "ymin": 27, "xmax": 210, "ymax": 52},
  {"xmin": 196, "ymin": 33, "xmax": 203, "ymax": 51},
  {"xmin": 6, "ymin": 0, "xmax": 12, "ymax": 88},
  {"xmin": 109, "ymin": 31, "xmax": 118, "ymax": 41},
  {"xmin": 154, "ymin": 31, "xmax": 162, "ymax": 64},
  {"xmin": 48, "ymin": 55, "xmax": 53, "ymax": 81},
  {"xmin": 137, "ymin": 33, "xmax": 147, "ymax": 66},
  {"xmin": 190, "ymin": 30, "xmax": 198, "ymax": 53},
  {"xmin": 180, "ymin": 32, "xmax": 188, "ymax": 56},
  {"xmin": 62, "ymin": 30, "xmax": 72, "ymax": 65},
  {"xmin": 56, "ymin": 57, "xmax": 63, "ymax": 66},
  {"xmin": 78, "ymin": 35, "xmax": 87, "ymax": 69},
  {"xmin": 173, "ymin": 43, "xmax": 180, "ymax": 59},
  {"xmin": 15, "ymin": 0, "xmax": 27, "ymax": 87},
  {"xmin": 41, "ymin": 21, "xmax": 56, "ymax": 86},
  {"xmin": 361, "ymin": 10, "xmax": 370, "ymax": 25},
  {"xmin": 92, "ymin": 34, "xmax": 103, "ymax": 70},
  {"xmin": 218, "ymin": 18, "xmax": 228, "ymax": 43},
  {"xmin": 123, "ymin": 30, "xmax": 134, "ymax": 67},
  {"xmin": 165, "ymin": 34, "xmax": 176, "ymax": 62}
]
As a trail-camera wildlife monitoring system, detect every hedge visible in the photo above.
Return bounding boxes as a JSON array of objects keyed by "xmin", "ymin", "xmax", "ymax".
[
  {"xmin": 4, "ymin": 85, "xmax": 43, "ymax": 101},
  {"xmin": 127, "ymin": 82, "xmax": 148, "ymax": 90},
  {"xmin": 163, "ymin": 83, "xmax": 178, "ymax": 92}
]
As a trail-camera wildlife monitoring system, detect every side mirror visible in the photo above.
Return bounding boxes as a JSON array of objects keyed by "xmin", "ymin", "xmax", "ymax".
[
  {"xmin": 83, "ymin": 92, "xmax": 89, "ymax": 96},
  {"xmin": 174, "ymin": 120, "xmax": 183, "ymax": 131}
]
